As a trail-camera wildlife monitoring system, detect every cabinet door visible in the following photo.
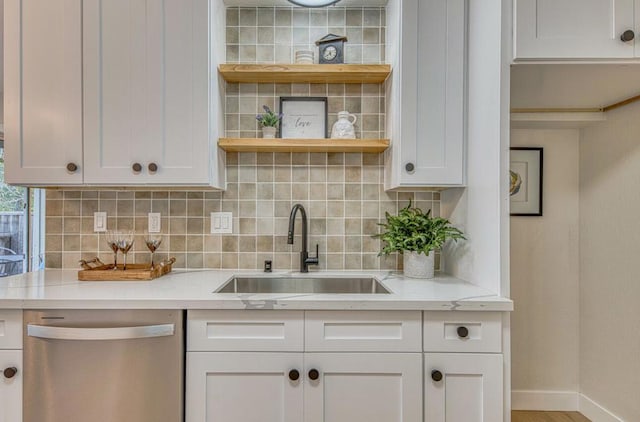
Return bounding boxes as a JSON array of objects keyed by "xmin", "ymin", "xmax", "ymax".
[
  {"xmin": 304, "ymin": 353, "xmax": 422, "ymax": 422},
  {"xmin": 390, "ymin": 0, "xmax": 465, "ymax": 188},
  {"xmin": 4, "ymin": 0, "xmax": 83, "ymax": 185},
  {"xmin": 0, "ymin": 350, "xmax": 22, "ymax": 422},
  {"xmin": 186, "ymin": 352, "xmax": 303, "ymax": 422},
  {"xmin": 515, "ymin": 0, "xmax": 635, "ymax": 59},
  {"xmin": 425, "ymin": 353, "xmax": 503, "ymax": 422},
  {"xmin": 83, "ymin": 0, "xmax": 211, "ymax": 185}
]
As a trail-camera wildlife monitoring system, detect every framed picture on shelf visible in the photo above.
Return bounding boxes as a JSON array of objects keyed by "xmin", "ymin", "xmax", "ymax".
[
  {"xmin": 279, "ymin": 97, "xmax": 328, "ymax": 139},
  {"xmin": 510, "ymin": 147, "xmax": 543, "ymax": 216}
]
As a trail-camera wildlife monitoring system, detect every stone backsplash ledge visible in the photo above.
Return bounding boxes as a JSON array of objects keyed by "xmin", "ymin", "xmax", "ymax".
[{"xmin": 45, "ymin": 152, "xmax": 440, "ymax": 271}]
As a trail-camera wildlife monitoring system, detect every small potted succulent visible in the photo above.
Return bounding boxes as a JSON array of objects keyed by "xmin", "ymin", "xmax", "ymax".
[
  {"xmin": 256, "ymin": 105, "xmax": 283, "ymax": 139},
  {"xmin": 374, "ymin": 202, "xmax": 465, "ymax": 278}
]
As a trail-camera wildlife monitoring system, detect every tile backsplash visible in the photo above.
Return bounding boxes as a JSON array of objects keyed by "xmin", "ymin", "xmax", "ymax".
[
  {"xmin": 45, "ymin": 153, "xmax": 440, "ymax": 271},
  {"xmin": 225, "ymin": 7, "xmax": 386, "ymax": 65},
  {"xmin": 225, "ymin": 6, "xmax": 386, "ymax": 140}
]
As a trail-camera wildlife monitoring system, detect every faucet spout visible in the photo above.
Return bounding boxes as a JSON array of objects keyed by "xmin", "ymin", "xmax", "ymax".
[{"xmin": 287, "ymin": 204, "xmax": 318, "ymax": 272}]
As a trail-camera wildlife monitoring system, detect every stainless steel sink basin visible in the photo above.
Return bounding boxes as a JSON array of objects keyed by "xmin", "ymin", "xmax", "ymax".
[{"xmin": 216, "ymin": 276, "xmax": 391, "ymax": 294}]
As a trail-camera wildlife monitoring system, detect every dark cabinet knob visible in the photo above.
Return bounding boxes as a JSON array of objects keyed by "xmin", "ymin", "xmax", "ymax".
[
  {"xmin": 308, "ymin": 369, "xmax": 320, "ymax": 381},
  {"xmin": 148, "ymin": 162, "xmax": 158, "ymax": 172},
  {"xmin": 457, "ymin": 326, "xmax": 469, "ymax": 338},
  {"xmin": 3, "ymin": 367, "xmax": 17, "ymax": 379},
  {"xmin": 405, "ymin": 162, "xmax": 415, "ymax": 173},
  {"xmin": 132, "ymin": 163, "xmax": 142, "ymax": 172},
  {"xmin": 431, "ymin": 370, "xmax": 443, "ymax": 382},
  {"xmin": 66, "ymin": 163, "xmax": 78, "ymax": 172},
  {"xmin": 621, "ymin": 30, "xmax": 635, "ymax": 42},
  {"xmin": 288, "ymin": 369, "xmax": 300, "ymax": 381}
]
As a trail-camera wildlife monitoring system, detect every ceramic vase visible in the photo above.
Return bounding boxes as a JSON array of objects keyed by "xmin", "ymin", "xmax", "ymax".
[
  {"xmin": 262, "ymin": 126, "xmax": 277, "ymax": 138},
  {"xmin": 403, "ymin": 251, "xmax": 435, "ymax": 279}
]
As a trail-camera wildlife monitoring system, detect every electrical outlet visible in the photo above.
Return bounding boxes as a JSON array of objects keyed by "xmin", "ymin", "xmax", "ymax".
[
  {"xmin": 94, "ymin": 212, "xmax": 107, "ymax": 232},
  {"xmin": 211, "ymin": 212, "xmax": 232, "ymax": 234},
  {"xmin": 148, "ymin": 213, "xmax": 161, "ymax": 233}
]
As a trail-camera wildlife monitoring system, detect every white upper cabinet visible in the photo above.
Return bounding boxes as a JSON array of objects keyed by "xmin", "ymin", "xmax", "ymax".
[
  {"xmin": 4, "ymin": 0, "xmax": 224, "ymax": 188},
  {"xmin": 4, "ymin": 0, "xmax": 83, "ymax": 185},
  {"xmin": 385, "ymin": 0, "xmax": 466, "ymax": 189},
  {"xmin": 515, "ymin": 0, "xmax": 637, "ymax": 60},
  {"xmin": 83, "ymin": 0, "xmax": 213, "ymax": 185}
]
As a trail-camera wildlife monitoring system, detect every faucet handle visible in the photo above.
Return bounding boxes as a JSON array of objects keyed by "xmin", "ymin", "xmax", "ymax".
[{"xmin": 306, "ymin": 244, "xmax": 319, "ymax": 266}]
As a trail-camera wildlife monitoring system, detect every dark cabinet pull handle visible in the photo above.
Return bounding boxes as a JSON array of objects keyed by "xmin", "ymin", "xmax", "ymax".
[
  {"xmin": 3, "ymin": 367, "xmax": 17, "ymax": 379},
  {"xmin": 405, "ymin": 162, "xmax": 415, "ymax": 173},
  {"xmin": 288, "ymin": 369, "xmax": 300, "ymax": 381},
  {"xmin": 431, "ymin": 370, "xmax": 443, "ymax": 382},
  {"xmin": 457, "ymin": 326, "xmax": 469, "ymax": 338},
  {"xmin": 621, "ymin": 30, "xmax": 635, "ymax": 42},
  {"xmin": 66, "ymin": 163, "xmax": 78, "ymax": 173},
  {"xmin": 308, "ymin": 369, "xmax": 320, "ymax": 381},
  {"xmin": 132, "ymin": 163, "xmax": 142, "ymax": 172},
  {"xmin": 148, "ymin": 162, "xmax": 158, "ymax": 172}
]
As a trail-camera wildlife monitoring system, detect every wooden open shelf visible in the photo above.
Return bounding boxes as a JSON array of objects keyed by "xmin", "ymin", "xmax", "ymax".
[
  {"xmin": 219, "ymin": 64, "xmax": 391, "ymax": 84},
  {"xmin": 218, "ymin": 138, "xmax": 390, "ymax": 153}
]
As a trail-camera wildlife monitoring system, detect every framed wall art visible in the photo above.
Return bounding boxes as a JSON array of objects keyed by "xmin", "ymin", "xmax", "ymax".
[
  {"xmin": 510, "ymin": 147, "xmax": 543, "ymax": 216},
  {"xmin": 279, "ymin": 97, "xmax": 328, "ymax": 139}
]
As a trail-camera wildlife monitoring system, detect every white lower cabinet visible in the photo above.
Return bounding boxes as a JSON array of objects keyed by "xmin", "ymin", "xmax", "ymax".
[
  {"xmin": 186, "ymin": 310, "xmax": 505, "ymax": 422},
  {"xmin": 424, "ymin": 353, "xmax": 503, "ymax": 422},
  {"xmin": 304, "ymin": 353, "xmax": 422, "ymax": 422},
  {"xmin": 186, "ymin": 352, "xmax": 303, "ymax": 422},
  {"xmin": 0, "ymin": 350, "xmax": 22, "ymax": 422}
]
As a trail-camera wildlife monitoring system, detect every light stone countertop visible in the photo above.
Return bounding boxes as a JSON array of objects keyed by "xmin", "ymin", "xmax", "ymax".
[{"xmin": 0, "ymin": 269, "xmax": 513, "ymax": 311}]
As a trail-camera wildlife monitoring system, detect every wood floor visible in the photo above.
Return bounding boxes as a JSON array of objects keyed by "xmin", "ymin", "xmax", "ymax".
[{"xmin": 512, "ymin": 411, "xmax": 591, "ymax": 422}]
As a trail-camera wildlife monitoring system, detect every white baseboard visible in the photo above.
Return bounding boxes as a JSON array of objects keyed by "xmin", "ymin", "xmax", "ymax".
[
  {"xmin": 579, "ymin": 394, "xmax": 623, "ymax": 422},
  {"xmin": 511, "ymin": 390, "xmax": 578, "ymax": 411}
]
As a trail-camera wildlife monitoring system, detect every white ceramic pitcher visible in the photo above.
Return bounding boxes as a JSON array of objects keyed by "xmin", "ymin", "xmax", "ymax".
[{"xmin": 331, "ymin": 111, "xmax": 357, "ymax": 139}]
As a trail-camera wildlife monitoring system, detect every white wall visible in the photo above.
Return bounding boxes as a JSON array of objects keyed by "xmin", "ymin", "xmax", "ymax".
[
  {"xmin": 579, "ymin": 102, "xmax": 640, "ymax": 422},
  {"xmin": 510, "ymin": 130, "xmax": 580, "ymax": 399}
]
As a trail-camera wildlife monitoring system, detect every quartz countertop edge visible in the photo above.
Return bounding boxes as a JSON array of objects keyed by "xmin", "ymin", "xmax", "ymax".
[{"xmin": 0, "ymin": 269, "xmax": 513, "ymax": 311}]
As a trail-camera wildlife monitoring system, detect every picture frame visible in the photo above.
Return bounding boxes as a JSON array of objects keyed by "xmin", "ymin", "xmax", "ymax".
[
  {"xmin": 510, "ymin": 147, "xmax": 543, "ymax": 216},
  {"xmin": 279, "ymin": 97, "xmax": 328, "ymax": 139}
]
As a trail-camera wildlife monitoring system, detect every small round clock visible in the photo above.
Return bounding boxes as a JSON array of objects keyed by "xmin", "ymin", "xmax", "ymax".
[{"xmin": 322, "ymin": 45, "xmax": 338, "ymax": 62}]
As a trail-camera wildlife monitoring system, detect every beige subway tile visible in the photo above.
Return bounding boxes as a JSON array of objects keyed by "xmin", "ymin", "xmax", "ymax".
[
  {"xmin": 326, "ymin": 253, "xmax": 344, "ymax": 270},
  {"xmin": 257, "ymin": 236, "xmax": 274, "ymax": 252},
  {"xmin": 257, "ymin": 184, "xmax": 274, "ymax": 200},
  {"xmin": 222, "ymin": 236, "xmax": 238, "ymax": 252},
  {"xmin": 63, "ymin": 217, "xmax": 81, "ymax": 234},
  {"xmin": 345, "ymin": 236, "xmax": 362, "ymax": 252},
  {"xmin": 344, "ymin": 253, "xmax": 362, "ymax": 270},
  {"xmin": 326, "ymin": 218, "xmax": 344, "ymax": 235},
  {"xmin": 187, "ymin": 235, "xmax": 203, "ymax": 252},
  {"xmin": 362, "ymin": 254, "xmax": 379, "ymax": 270},
  {"xmin": 327, "ymin": 184, "xmax": 344, "ymax": 200},
  {"xmin": 345, "ymin": 201, "xmax": 362, "ymax": 217},
  {"xmin": 327, "ymin": 152, "xmax": 344, "ymax": 165},
  {"xmin": 238, "ymin": 183, "xmax": 257, "ymax": 200},
  {"xmin": 239, "ymin": 236, "xmax": 256, "ymax": 252},
  {"xmin": 45, "ymin": 252, "xmax": 62, "ymax": 268},
  {"xmin": 363, "ymin": 236, "xmax": 380, "ymax": 253},
  {"xmin": 169, "ymin": 218, "xmax": 187, "ymax": 234},
  {"xmin": 204, "ymin": 253, "xmax": 222, "ymax": 268},
  {"xmin": 292, "ymin": 183, "xmax": 308, "ymax": 201},
  {"xmin": 63, "ymin": 235, "xmax": 80, "ymax": 251},
  {"xmin": 46, "ymin": 217, "xmax": 63, "ymax": 234},
  {"xmin": 187, "ymin": 218, "xmax": 204, "ymax": 234},
  {"xmin": 239, "ymin": 200, "xmax": 256, "ymax": 217},
  {"xmin": 239, "ymin": 218, "xmax": 256, "ymax": 234},
  {"xmin": 46, "ymin": 235, "xmax": 62, "ymax": 252},
  {"xmin": 345, "ymin": 184, "xmax": 361, "ymax": 201},
  {"xmin": 257, "ymin": 166, "xmax": 274, "ymax": 183}
]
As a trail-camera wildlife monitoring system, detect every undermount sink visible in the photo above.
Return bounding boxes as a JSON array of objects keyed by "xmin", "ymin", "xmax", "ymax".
[{"xmin": 216, "ymin": 276, "xmax": 391, "ymax": 294}]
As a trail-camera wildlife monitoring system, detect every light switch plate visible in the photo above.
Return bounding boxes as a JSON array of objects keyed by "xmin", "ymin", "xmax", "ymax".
[
  {"xmin": 148, "ymin": 213, "xmax": 161, "ymax": 233},
  {"xmin": 94, "ymin": 212, "xmax": 107, "ymax": 232},
  {"xmin": 211, "ymin": 212, "xmax": 232, "ymax": 234}
]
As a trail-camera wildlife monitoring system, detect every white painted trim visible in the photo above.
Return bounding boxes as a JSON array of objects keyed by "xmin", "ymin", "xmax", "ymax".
[
  {"xmin": 511, "ymin": 390, "xmax": 578, "ymax": 411},
  {"xmin": 579, "ymin": 394, "xmax": 624, "ymax": 422}
]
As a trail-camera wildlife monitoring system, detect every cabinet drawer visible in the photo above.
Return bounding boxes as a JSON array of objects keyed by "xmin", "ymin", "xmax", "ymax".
[
  {"xmin": 0, "ymin": 310, "xmax": 22, "ymax": 350},
  {"xmin": 305, "ymin": 311, "xmax": 422, "ymax": 352},
  {"xmin": 187, "ymin": 310, "xmax": 303, "ymax": 352},
  {"xmin": 423, "ymin": 311, "xmax": 502, "ymax": 353}
]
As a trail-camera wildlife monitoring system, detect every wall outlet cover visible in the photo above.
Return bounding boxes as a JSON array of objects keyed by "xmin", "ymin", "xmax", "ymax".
[
  {"xmin": 148, "ymin": 213, "xmax": 161, "ymax": 233},
  {"xmin": 94, "ymin": 212, "xmax": 107, "ymax": 232},
  {"xmin": 211, "ymin": 212, "xmax": 233, "ymax": 234}
]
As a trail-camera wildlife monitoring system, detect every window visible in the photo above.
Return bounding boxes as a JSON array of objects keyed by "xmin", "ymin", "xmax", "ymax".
[{"xmin": 0, "ymin": 138, "xmax": 44, "ymax": 276}]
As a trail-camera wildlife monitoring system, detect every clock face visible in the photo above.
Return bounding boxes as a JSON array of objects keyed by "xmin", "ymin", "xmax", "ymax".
[{"xmin": 323, "ymin": 45, "xmax": 338, "ymax": 61}]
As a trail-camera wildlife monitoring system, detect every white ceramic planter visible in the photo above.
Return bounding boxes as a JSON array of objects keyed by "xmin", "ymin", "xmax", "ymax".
[
  {"xmin": 403, "ymin": 251, "xmax": 435, "ymax": 279},
  {"xmin": 262, "ymin": 126, "xmax": 277, "ymax": 138}
]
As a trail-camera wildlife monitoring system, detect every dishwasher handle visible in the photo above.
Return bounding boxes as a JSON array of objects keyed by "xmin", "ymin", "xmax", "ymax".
[{"xmin": 27, "ymin": 323, "xmax": 175, "ymax": 341}]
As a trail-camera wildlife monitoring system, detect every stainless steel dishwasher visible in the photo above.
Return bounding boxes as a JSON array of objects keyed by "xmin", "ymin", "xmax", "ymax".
[{"xmin": 23, "ymin": 309, "xmax": 184, "ymax": 422}]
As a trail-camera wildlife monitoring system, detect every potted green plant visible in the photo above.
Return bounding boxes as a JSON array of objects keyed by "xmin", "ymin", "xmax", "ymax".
[
  {"xmin": 374, "ymin": 202, "xmax": 465, "ymax": 278},
  {"xmin": 256, "ymin": 105, "xmax": 282, "ymax": 139}
]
